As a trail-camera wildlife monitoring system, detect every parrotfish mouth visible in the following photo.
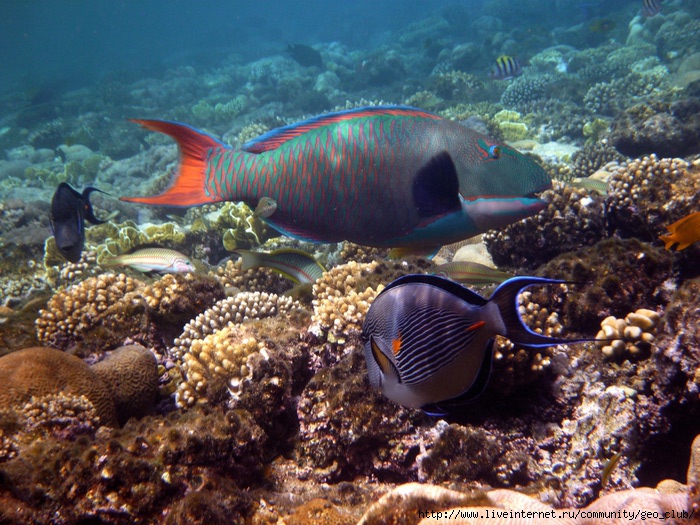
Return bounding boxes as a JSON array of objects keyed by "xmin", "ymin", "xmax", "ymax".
[{"xmin": 462, "ymin": 194, "xmax": 547, "ymax": 231}]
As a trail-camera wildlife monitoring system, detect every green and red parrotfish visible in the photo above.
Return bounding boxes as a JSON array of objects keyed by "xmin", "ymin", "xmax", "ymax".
[
  {"xmin": 121, "ymin": 106, "xmax": 551, "ymax": 255},
  {"xmin": 102, "ymin": 247, "xmax": 195, "ymax": 273},
  {"xmin": 234, "ymin": 248, "xmax": 326, "ymax": 284}
]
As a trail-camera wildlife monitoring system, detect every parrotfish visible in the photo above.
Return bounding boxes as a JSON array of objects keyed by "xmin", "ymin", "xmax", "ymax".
[
  {"xmin": 50, "ymin": 182, "xmax": 107, "ymax": 263},
  {"xmin": 121, "ymin": 106, "xmax": 551, "ymax": 255},
  {"xmin": 362, "ymin": 274, "xmax": 593, "ymax": 415},
  {"xmin": 659, "ymin": 211, "xmax": 700, "ymax": 251},
  {"xmin": 432, "ymin": 260, "xmax": 512, "ymax": 286},
  {"xmin": 234, "ymin": 248, "xmax": 326, "ymax": 284},
  {"xmin": 101, "ymin": 247, "xmax": 195, "ymax": 273}
]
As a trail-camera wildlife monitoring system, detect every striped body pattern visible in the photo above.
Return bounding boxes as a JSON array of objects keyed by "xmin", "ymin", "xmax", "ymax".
[{"xmin": 123, "ymin": 107, "xmax": 551, "ymax": 253}]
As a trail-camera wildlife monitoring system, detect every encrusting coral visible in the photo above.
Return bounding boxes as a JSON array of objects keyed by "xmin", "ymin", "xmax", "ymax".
[{"xmin": 595, "ymin": 308, "xmax": 661, "ymax": 360}]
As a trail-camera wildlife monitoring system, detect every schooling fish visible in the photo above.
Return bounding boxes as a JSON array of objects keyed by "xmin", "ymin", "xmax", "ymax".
[
  {"xmin": 489, "ymin": 55, "xmax": 523, "ymax": 80},
  {"xmin": 234, "ymin": 248, "xmax": 326, "ymax": 284},
  {"xmin": 659, "ymin": 211, "xmax": 700, "ymax": 251},
  {"xmin": 362, "ymin": 274, "xmax": 593, "ymax": 414},
  {"xmin": 121, "ymin": 106, "xmax": 551, "ymax": 256},
  {"xmin": 49, "ymin": 182, "xmax": 107, "ymax": 263},
  {"xmin": 101, "ymin": 247, "xmax": 195, "ymax": 273}
]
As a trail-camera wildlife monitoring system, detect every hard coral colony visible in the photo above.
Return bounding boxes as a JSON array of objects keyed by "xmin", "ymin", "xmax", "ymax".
[{"xmin": 1, "ymin": 1, "xmax": 700, "ymax": 523}]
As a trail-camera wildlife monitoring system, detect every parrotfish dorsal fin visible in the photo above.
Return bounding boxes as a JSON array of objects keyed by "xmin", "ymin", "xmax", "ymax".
[{"xmin": 242, "ymin": 105, "xmax": 441, "ymax": 154}]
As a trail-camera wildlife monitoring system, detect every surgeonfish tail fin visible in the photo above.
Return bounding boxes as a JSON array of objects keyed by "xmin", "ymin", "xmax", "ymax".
[
  {"xmin": 120, "ymin": 119, "xmax": 227, "ymax": 207},
  {"xmin": 490, "ymin": 276, "xmax": 591, "ymax": 348},
  {"xmin": 82, "ymin": 187, "xmax": 109, "ymax": 224}
]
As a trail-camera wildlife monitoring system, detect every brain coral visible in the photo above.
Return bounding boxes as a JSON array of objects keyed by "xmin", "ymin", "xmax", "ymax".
[
  {"xmin": 0, "ymin": 347, "xmax": 117, "ymax": 426},
  {"xmin": 91, "ymin": 344, "xmax": 159, "ymax": 425}
]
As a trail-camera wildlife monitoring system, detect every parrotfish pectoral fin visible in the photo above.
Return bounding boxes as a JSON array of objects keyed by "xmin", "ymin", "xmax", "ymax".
[
  {"xmin": 412, "ymin": 151, "xmax": 461, "ymax": 218},
  {"xmin": 490, "ymin": 276, "xmax": 591, "ymax": 348},
  {"xmin": 120, "ymin": 119, "xmax": 226, "ymax": 207}
]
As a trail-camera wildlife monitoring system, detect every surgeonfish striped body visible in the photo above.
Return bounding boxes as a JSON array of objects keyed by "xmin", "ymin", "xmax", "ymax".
[
  {"xmin": 102, "ymin": 248, "xmax": 195, "ymax": 273},
  {"xmin": 362, "ymin": 274, "xmax": 592, "ymax": 415},
  {"xmin": 121, "ymin": 106, "xmax": 551, "ymax": 256}
]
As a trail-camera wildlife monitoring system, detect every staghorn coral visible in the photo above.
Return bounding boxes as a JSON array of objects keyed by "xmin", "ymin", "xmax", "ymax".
[
  {"xmin": 500, "ymin": 75, "xmax": 557, "ymax": 111},
  {"xmin": 595, "ymin": 309, "xmax": 661, "ymax": 361},
  {"xmin": 569, "ymin": 139, "xmax": 625, "ymax": 180},
  {"xmin": 484, "ymin": 181, "xmax": 606, "ymax": 269},
  {"xmin": 0, "ymin": 347, "xmax": 117, "ymax": 426},
  {"xmin": 606, "ymin": 155, "xmax": 700, "ymax": 243}
]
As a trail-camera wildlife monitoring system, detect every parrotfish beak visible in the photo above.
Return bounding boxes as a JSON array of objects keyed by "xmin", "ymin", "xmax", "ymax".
[{"xmin": 461, "ymin": 194, "xmax": 547, "ymax": 232}]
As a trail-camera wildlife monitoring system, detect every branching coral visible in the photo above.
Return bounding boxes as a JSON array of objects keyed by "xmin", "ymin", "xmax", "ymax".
[{"xmin": 310, "ymin": 260, "xmax": 383, "ymax": 344}]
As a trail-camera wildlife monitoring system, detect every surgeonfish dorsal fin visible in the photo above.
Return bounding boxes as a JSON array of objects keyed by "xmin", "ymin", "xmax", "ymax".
[
  {"xmin": 242, "ymin": 105, "xmax": 441, "ymax": 154},
  {"xmin": 382, "ymin": 274, "xmax": 489, "ymax": 306}
]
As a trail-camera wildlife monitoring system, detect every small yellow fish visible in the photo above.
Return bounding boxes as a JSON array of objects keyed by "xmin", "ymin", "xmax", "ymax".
[
  {"xmin": 601, "ymin": 452, "xmax": 622, "ymax": 488},
  {"xmin": 659, "ymin": 211, "xmax": 700, "ymax": 251},
  {"xmin": 102, "ymin": 248, "xmax": 195, "ymax": 273}
]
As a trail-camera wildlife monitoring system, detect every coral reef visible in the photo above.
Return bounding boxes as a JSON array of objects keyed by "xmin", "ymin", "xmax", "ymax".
[
  {"xmin": 606, "ymin": 155, "xmax": 700, "ymax": 243},
  {"xmin": 0, "ymin": 347, "xmax": 118, "ymax": 426},
  {"xmin": 484, "ymin": 182, "xmax": 606, "ymax": 269},
  {"xmin": 35, "ymin": 273, "xmax": 224, "ymax": 354},
  {"xmin": 595, "ymin": 309, "xmax": 661, "ymax": 361}
]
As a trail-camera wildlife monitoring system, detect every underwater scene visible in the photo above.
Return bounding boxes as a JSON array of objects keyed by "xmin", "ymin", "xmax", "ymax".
[{"xmin": 1, "ymin": 0, "xmax": 700, "ymax": 523}]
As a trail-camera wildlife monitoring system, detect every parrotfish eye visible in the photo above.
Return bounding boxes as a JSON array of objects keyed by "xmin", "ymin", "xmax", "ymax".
[{"xmin": 488, "ymin": 145, "xmax": 501, "ymax": 159}]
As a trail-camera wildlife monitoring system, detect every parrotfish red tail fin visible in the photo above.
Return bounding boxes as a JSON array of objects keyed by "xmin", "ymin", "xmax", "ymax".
[
  {"xmin": 490, "ymin": 276, "xmax": 593, "ymax": 348},
  {"xmin": 120, "ymin": 119, "xmax": 227, "ymax": 207}
]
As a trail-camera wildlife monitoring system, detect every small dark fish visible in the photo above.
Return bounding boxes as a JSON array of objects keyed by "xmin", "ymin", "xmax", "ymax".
[
  {"xmin": 253, "ymin": 196, "xmax": 277, "ymax": 218},
  {"xmin": 362, "ymin": 275, "xmax": 596, "ymax": 415},
  {"xmin": 588, "ymin": 18, "xmax": 617, "ymax": 33},
  {"xmin": 286, "ymin": 43, "xmax": 323, "ymax": 68},
  {"xmin": 601, "ymin": 451, "xmax": 623, "ymax": 488},
  {"xmin": 642, "ymin": 0, "xmax": 661, "ymax": 17},
  {"xmin": 49, "ymin": 182, "xmax": 107, "ymax": 263},
  {"xmin": 489, "ymin": 55, "xmax": 522, "ymax": 80}
]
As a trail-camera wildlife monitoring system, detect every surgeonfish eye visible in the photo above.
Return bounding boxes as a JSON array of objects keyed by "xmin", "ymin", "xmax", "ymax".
[{"xmin": 488, "ymin": 145, "xmax": 501, "ymax": 159}]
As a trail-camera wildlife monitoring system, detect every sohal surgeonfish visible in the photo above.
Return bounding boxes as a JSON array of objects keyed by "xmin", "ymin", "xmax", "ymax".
[
  {"xmin": 362, "ymin": 274, "xmax": 594, "ymax": 415},
  {"xmin": 121, "ymin": 106, "xmax": 551, "ymax": 257},
  {"xmin": 49, "ymin": 182, "xmax": 107, "ymax": 263}
]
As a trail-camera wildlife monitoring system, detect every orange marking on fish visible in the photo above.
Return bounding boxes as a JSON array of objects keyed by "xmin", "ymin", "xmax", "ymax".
[
  {"xmin": 466, "ymin": 321, "xmax": 486, "ymax": 332},
  {"xmin": 392, "ymin": 334, "xmax": 402, "ymax": 355}
]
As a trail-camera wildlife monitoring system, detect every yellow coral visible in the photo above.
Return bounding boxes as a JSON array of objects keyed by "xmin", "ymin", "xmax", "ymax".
[{"xmin": 310, "ymin": 261, "xmax": 383, "ymax": 344}]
